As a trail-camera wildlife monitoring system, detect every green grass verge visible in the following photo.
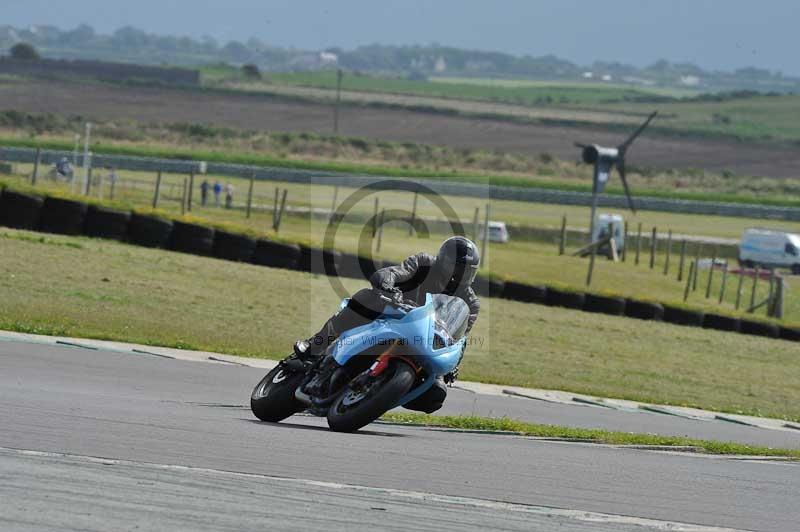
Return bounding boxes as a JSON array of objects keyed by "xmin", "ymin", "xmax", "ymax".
[
  {"xmin": 2, "ymin": 228, "xmax": 800, "ymax": 421},
  {"xmin": 4, "ymin": 136, "xmax": 799, "ymax": 208},
  {"xmin": 380, "ymin": 413, "xmax": 800, "ymax": 458}
]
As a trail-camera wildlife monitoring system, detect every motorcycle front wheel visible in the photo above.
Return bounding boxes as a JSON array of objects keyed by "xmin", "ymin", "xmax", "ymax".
[
  {"xmin": 250, "ymin": 364, "xmax": 307, "ymax": 422},
  {"xmin": 327, "ymin": 359, "xmax": 416, "ymax": 433}
]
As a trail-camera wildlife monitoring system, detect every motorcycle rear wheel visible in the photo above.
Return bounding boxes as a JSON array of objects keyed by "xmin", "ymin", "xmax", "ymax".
[
  {"xmin": 250, "ymin": 365, "xmax": 306, "ymax": 422},
  {"xmin": 327, "ymin": 359, "xmax": 416, "ymax": 433}
]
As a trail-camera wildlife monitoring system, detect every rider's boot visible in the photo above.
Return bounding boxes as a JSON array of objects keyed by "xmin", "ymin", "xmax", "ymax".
[{"xmin": 293, "ymin": 320, "xmax": 339, "ymax": 361}]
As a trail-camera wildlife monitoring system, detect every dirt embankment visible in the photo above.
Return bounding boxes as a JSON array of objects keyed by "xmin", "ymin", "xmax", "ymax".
[{"xmin": 2, "ymin": 79, "xmax": 799, "ymax": 178}]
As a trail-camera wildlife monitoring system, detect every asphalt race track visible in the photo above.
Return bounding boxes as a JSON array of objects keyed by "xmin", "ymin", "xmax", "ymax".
[{"xmin": 2, "ymin": 340, "xmax": 798, "ymax": 531}]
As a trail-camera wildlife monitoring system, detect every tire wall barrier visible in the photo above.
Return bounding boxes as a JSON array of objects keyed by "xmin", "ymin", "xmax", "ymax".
[
  {"xmin": 170, "ymin": 221, "xmax": 215, "ymax": 256},
  {"xmin": 212, "ymin": 231, "xmax": 256, "ymax": 263},
  {"xmin": 583, "ymin": 293, "xmax": 626, "ymax": 316},
  {"xmin": 0, "ymin": 189, "xmax": 43, "ymax": 229},
  {"xmin": 84, "ymin": 206, "xmax": 130, "ymax": 241},
  {"xmin": 0, "ymin": 186, "xmax": 796, "ymax": 344},
  {"xmin": 38, "ymin": 197, "xmax": 87, "ymax": 235}
]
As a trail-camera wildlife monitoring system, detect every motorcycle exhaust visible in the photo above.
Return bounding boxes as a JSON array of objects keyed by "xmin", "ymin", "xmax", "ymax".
[{"xmin": 294, "ymin": 387, "xmax": 313, "ymax": 406}]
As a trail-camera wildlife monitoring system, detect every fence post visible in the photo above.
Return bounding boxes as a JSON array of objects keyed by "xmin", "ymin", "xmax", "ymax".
[
  {"xmin": 559, "ymin": 215, "xmax": 567, "ymax": 255},
  {"xmin": 748, "ymin": 267, "xmax": 760, "ymax": 312},
  {"xmin": 718, "ymin": 262, "xmax": 729, "ymax": 304},
  {"xmin": 472, "ymin": 207, "xmax": 480, "ymax": 243},
  {"xmin": 246, "ymin": 170, "xmax": 255, "ymax": 219},
  {"xmin": 735, "ymin": 269, "xmax": 745, "ymax": 310},
  {"xmin": 677, "ymin": 239, "xmax": 687, "ymax": 282},
  {"xmin": 408, "ymin": 192, "xmax": 418, "ymax": 236},
  {"xmin": 152, "ymin": 170, "xmax": 162, "ymax": 208},
  {"xmin": 31, "ymin": 147, "xmax": 40, "ymax": 185},
  {"xmin": 663, "ymin": 229, "xmax": 672, "ymax": 275},
  {"xmin": 83, "ymin": 152, "xmax": 93, "ymax": 195},
  {"xmin": 767, "ymin": 270, "xmax": 776, "ymax": 317},
  {"xmin": 372, "ymin": 197, "xmax": 379, "ymax": 238},
  {"xmin": 272, "ymin": 187, "xmax": 279, "ymax": 228},
  {"xmin": 622, "ymin": 221, "xmax": 628, "ymax": 262},
  {"xmin": 274, "ymin": 189, "xmax": 288, "ymax": 232},
  {"xmin": 586, "ymin": 242, "xmax": 597, "ymax": 286},
  {"xmin": 86, "ymin": 164, "xmax": 93, "ymax": 196},
  {"xmin": 773, "ymin": 278, "xmax": 784, "ymax": 319},
  {"xmin": 110, "ymin": 174, "xmax": 116, "ymax": 200},
  {"xmin": 187, "ymin": 171, "xmax": 194, "ymax": 212},
  {"xmin": 649, "ymin": 227, "xmax": 657, "ymax": 269},
  {"xmin": 705, "ymin": 246, "xmax": 718, "ymax": 299},
  {"xmin": 692, "ymin": 244, "xmax": 701, "ymax": 291},
  {"xmin": 683, "ymin": 261, "xmax": 695, "ymax": 302},
  {"xmin": 330, "ymin": 186, "xmax": 339, "ymax": 220},
  {"xmin": 376, "ymin": 208, "xmax": 385, "ymax": 253},
  {"xmin": 635, "ymin": 223, "xmax": 642, "ymax": 265},
  {"xmin": 181, "ymin": 177, "xmax": 188, "ymax": 216},
  {"xmin": 480, "ymin": 203, "xmax": 490, "ymax": 268}
]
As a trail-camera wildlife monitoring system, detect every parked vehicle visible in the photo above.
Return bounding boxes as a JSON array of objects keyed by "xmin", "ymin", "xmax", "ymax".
[
  {"xmin": 739, "ymin": 228, "xmax": 800, "ymax": 273},
  {"xmin": 250, "ymin": 293, "xmax": 468, "ymax": 432},
  {"xmin": 479, "ymin": 221, "xmax": 510, "ymax": 243},
  {"xmin": 592, "ymin": 213, "xmax": 625, "ymax": 257}
]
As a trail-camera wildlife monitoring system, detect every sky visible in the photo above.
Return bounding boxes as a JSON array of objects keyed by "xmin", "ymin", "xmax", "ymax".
[{"xmin": 3, "ymin": 0, "xmax": 798, "ymax": 75}]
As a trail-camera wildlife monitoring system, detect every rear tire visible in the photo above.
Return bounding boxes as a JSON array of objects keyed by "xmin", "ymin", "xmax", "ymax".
[
  {"xmin": 250, "ymin": 365, "xmax": 307, "ymax": 423},
  {"xmin": 327, "ymin": 360, "xmax": 416, "ymax": 433}
]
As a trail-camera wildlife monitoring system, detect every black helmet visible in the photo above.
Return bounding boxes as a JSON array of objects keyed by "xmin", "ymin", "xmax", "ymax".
[{"xmin": 436, "ymin": 236, "xmax": 480, "ymax": 293}]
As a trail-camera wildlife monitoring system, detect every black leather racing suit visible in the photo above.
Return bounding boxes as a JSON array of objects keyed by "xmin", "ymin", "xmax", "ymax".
[{"xmin": 307, "ymin": 252, "xmax": 480, "ymax": 413}]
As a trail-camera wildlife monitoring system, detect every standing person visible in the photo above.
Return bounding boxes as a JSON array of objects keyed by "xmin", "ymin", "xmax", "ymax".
[
  {"xmin": 225, "ymin": 182, "xmax": 234, "ymax": 209},
  {"xmin": 213, "ymin": 180, "xmax": 222, "ymax": 207},
  {"xmin": 200, "ymin": 180, "xmax": 210, "ymax": 207}
]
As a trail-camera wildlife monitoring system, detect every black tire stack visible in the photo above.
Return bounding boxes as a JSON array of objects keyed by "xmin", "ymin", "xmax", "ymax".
[
  {"xmin": 739, "ymin": 319, "xmax": 780, "ymax": 338},
  {"xmin": 84, "ymin": 206, "xmax": 131, "ymax": 241},
  {"xmin": 546, "ymin": 287, "xmax": 585, "ymax": 310},
  {"xmin": 703, "ymin": 313, "xmax": 741, "ymax": 333},
  {"xmin": 624, "ymin": 299, "xmax": 664, "ymax": 321},
  {"xmin": 38, "ymin": 197, "xmax": 87, "ymax": 235},
  {"xmin": 502, "ymin": 281, "xmax": 548, "ymax": 305},
  {"xmin": 170, "ymin": 221, "xmax": 215, "ymax": 256},
  {"xmin": 251, "ymin": 239, "xmax": 301, "ymax": 270},
  {"xmin": 0, "ymin": 190, "xmax": 43, "ymax": 229},
  {"xmin": 127, "ymin": 213, "xmax": 173, "ymax": 248},
  {"xmin": 583, "ymin": 293, "xmax": 626, "ymax": 316},
  {"xmin": 212, "ymin": 231, "xmax": 256, "ymax": 262},
  {"xmin": 473, "ymin": 276, "xmax": 505, "ymax": 298},
  {"xmin": 662, "ymin": 305, "xmax": 705, "ymax": 327}
]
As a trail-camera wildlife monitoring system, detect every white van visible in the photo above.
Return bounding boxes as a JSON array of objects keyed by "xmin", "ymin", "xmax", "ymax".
[
  {"xmin": 592, "ymin": 213, "xmax": 625, "ymax": 256},
  {"xmin": 739, "ymin": 228, "xmax": 800, "ymax": 273},
  {"xmin": 480, "ymin": 221, "xmax": 510, "ymax": 243}
]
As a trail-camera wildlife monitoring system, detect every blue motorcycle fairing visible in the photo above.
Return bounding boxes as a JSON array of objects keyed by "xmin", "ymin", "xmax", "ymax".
[{"xmin": 330, "ymin": 294, "xmax": 465, "ymax": 405}]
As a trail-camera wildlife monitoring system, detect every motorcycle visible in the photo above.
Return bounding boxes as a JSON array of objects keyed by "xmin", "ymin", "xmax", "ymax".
[{"xmin": 250, "ymin": 292, "xmax": 469, "ymax": 432}]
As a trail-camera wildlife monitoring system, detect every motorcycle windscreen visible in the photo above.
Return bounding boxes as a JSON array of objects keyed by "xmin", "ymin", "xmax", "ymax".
[{"xmin": 431, "ymin": 294, "xmax": 470, "ymax": 341}]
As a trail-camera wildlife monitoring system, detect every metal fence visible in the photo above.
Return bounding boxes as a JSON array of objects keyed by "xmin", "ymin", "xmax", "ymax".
[{"xmin": 3, "ymin": 145, "xmax": 799, "ymax": 221}]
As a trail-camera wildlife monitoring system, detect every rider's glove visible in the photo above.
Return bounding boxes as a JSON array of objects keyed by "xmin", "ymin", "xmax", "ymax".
[{"xmin": 443, "ymin": 366, "xmax": 459, "ymax": 386}]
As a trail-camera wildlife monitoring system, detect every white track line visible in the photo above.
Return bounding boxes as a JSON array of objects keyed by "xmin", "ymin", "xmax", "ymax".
[{"xmin": 0, "ymin": 446, "xmax": 749, "ymax": 532}]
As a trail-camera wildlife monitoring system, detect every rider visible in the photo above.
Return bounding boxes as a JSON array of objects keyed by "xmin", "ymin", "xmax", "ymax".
[{"xmin": 294, "ymin": 236, "xmax": 481, "ymax": 413}]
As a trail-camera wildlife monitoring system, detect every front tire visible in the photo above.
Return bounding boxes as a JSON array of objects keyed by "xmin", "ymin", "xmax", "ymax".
[
  {"xmin": 327, "ymin": 360, "xmax": 416, "ymax": 433},
  {"xmin": 250, "ymin": 365, "xmax": 307, "ymax": 422}
]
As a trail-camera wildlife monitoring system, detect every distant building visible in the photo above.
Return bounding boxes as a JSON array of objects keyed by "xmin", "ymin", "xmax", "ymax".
[
  {"xmin": 319, "ymin": 52, "xmax": 338, "ymax": 65},
  {"xmin": 582, "ymin": 71, "xmax": 594, "ymax": 79},
  {"xmin": 601, "ymin": 74, "xmax": 613, "ymax": 82},
  {"xmin": 680, "ymin": 75, "xmax": 701, "ymax": 86},
  {"xmin": 434, "ymin": 56, "xmax": 447, "ymax": 73}
]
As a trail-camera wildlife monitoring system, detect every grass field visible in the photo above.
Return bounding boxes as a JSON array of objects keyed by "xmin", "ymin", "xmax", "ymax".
[
  {"xmin": 1, "ymin": 228, "xmax": 799, "ymax": 421},
  {"xmin": 212, "ymin": 69, "xmax": 800, "ymax": 144},
  {"xmin": 4, "ymin": 168, "xmax": 797, "ymax": 324}
]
